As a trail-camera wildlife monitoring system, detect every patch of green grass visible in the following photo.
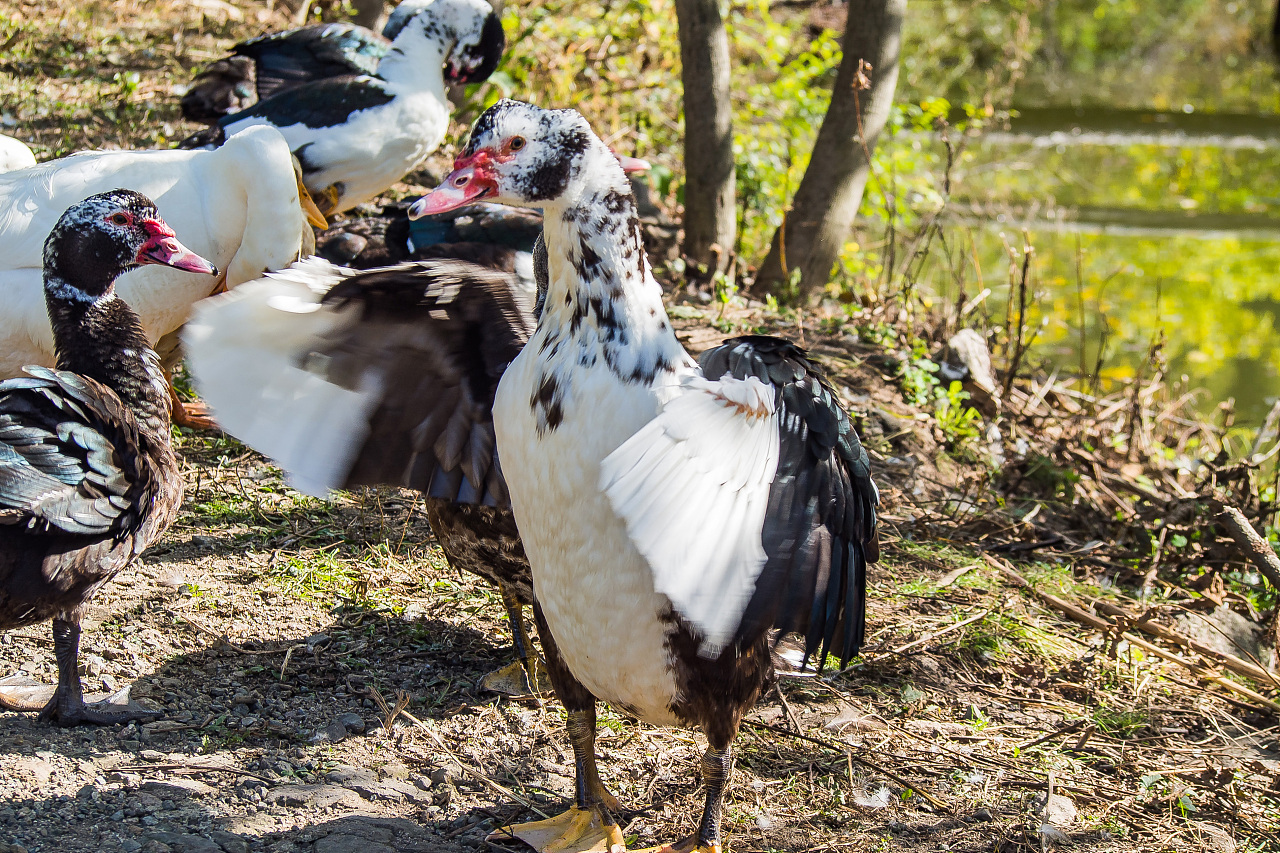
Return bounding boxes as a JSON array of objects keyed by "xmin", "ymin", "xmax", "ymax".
[
  {"xmin": 1093, "ymin": 705, "xmax": 1150, "ymax": 739},
  {"xmin": 270, "ymin": 549, "xmax": 383, "ymax": 608}
]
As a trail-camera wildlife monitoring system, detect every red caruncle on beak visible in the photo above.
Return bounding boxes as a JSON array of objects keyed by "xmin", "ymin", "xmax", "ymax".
[
  {"xmin": 408, "ymin": 150, "xmax": 500, "ymax": 219},
  {"xmin": 135, "ymin": 217, "xmax": 219, "ymax": 276}
]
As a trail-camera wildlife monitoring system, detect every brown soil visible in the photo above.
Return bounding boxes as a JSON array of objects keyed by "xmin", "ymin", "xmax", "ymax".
[{"xmin": 0, "ymin": 2, "xmax": 1276, "ymax": 852}]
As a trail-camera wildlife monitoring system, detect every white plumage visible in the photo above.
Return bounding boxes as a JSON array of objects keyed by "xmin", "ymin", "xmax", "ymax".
[
  {"xmin": 210, "ymin": 0, "xmax": 502, "ymax": 213},
  {"xmin": 0, "ymin": 125, "xmax": 314, "ymax": 378},
  {"xmin": 495, "ymin": 334, "xmax": 689, "ymax": 726},
  {"xmin": 183, "ymin": 258, "xmax": 380, "ymax": 497},
  {"xmin": 0, "ymin": 135, "xmax": 36, "ymax": 173},
  {"xmin": 600, "ymin": 373, "xmax": 779, "ymax": 656}
]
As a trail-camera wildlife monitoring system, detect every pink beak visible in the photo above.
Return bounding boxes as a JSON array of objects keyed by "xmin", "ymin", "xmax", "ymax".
[
  {"xmin": 136, "ymin": 219, "xmax": 219, "ymax": 276},
  {"xmin": 615, "ymin": 153, "xmax": 651, "ymax": 174},
  {"xmin": 409, "ymin": 165, "xmax": 495, "ymax": 219}
]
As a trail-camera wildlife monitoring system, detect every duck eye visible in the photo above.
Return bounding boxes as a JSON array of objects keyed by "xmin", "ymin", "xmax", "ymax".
[
  {"xmin": 508, "ymin": 136, "xmax": 526, "ymax": 152},
  {"xmin": 109, "ymin": 212, "xmax": 129, "ymax": 226}
]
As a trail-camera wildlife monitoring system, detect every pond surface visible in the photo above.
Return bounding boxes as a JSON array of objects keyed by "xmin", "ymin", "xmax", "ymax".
[{"xmin": 895, "ymin": 0, "xmax": 1280, "ymax": 425}]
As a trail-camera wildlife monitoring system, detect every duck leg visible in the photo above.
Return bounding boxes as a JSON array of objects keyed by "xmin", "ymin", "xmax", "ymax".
[
  {"xmin": 490, "ymin": 603, "xmax": 624, "ymax": 853},
  {"xmin": 166, "ymin": 369, "xmax": 219, "ymax": 430},
  {"xmin": 629, "ymin": 738, "xmax": 732, "ymax": 853},
  {"xmin": 480, "ymin": 585, "xmax": 550, "ymax": 696},
  {"xmin": 38, "ymin": 616, "xmax": 159, "ymax": 727}
]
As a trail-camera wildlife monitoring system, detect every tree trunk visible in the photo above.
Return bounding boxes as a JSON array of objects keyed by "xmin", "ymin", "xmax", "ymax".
[
  {"xmin": 675, "ymin": 0, "xmax": 736, "ymax": 275},
  {"xmin": 753, "ymin": 0, "xmax": 906, "ymax": 301}
]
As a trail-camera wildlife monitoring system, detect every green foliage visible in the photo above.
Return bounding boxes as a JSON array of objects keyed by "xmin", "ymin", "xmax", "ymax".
[
  {"xmin": 934, "ymin": 380, "xmax": 982, "ymax": 447},
  {"xmin": 1094, "ymin": 705, "xmax": 1150, "ymax": 739},
  {"xmin": 896, "ymin": 342, "xmax": 940, "ymax": 408}
]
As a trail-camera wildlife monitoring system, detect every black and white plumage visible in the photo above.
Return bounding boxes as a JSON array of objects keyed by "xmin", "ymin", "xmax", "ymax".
[
  {"xmin": 410, "ymin": 100, "xmax": 879, "ymax": 853},
  {"xmin": 183, "ymin": 248, "xmax": 550, "ymax": 693},
  {"xmin": 0, "ymin": 190, "xmax": 217, "ymax": 726},
  {"xmin": 178, "ymin": 0, "xmax": 505, "ymax": 215},
  {"xmin": 181, "ymin": 21, "xmax": 392, "ymax": 125}
]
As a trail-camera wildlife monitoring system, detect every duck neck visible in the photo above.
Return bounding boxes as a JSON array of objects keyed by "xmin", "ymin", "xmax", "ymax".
[
  {"xmin": 44, "ymin": 278, "xmax": 172, "ymax": 436},
  {"xmin": 377, "ymin": 29, "xmax": 448, "ymax": 90},
  {"xmin": 537, "ymin": 149, "xmax": 688, "ymax": 384}
]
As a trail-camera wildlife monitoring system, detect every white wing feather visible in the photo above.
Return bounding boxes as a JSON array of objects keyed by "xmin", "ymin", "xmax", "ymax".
[
  {"xmin": 600, "ymin": 373, "xmax": 779, "ymax": 656},
  {"xmin": 182, "ymin": 257, "xmax": 380, "ymax": 496}
]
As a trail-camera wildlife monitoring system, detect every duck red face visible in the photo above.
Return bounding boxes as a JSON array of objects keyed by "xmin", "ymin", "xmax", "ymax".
[
  {"xmin": 409, "ymin": 105, "xmax": 650, "ymax": 220},
  {"xmin": 134, "ymin": 217, "xmax": 219, "ymax": 275},
  {"xmin": 411, "ymin": 150, "xmax": 501, "ymax": 217}
]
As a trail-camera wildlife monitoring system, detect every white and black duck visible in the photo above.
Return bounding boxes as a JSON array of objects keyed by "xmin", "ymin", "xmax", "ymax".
[
  {"xmin": 178, "ymin": 0, "xmax": 504, "ymax": 216},
  {"xmin": 183, "ymin": 245, "xmax": 553, "ymax": 694},
  {"xmin": 179, "ymin": 0, "xmax": 436, "ymax": 124},
  {"xmin": 313, "ymin": 153, "xmax": 650, "ymax": 269},
  {"xmin": 405, "ymin": 99, "xmax": 879, "ymax": 852},
  {"xmin": 0, "ymin": 190, "xmax": 217, "ymax": 725}
]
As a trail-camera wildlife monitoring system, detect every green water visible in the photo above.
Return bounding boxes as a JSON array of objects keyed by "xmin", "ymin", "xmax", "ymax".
[{"xmin": 893, "ymin": 0, "xmax": 1280, "ymax": 424}]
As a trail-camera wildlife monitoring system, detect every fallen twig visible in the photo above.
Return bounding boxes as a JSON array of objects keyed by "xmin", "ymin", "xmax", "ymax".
[
  {"xmin": 400, "ymin": 709, "xmax": 550, "ymax": 820},
  {"xmin": 1015, "ymin": 719, "xmax": 1085, "ymax": 751},
  {"xmin": 1089, "ymin": 599, "xmax": 1279, "ymax": 689},
  {"xmin": 861, "ymin": 609, "xmax": 991, "ymax": 663},
  {"xmin": 1215, "ymin": 505, "xmax": 1280, "ymax": 592},
  {"xmin": 747, "ymin": 720, "xmax": 951, "ymax": 811},
  {"xmin": 984, "ymin": 555, "xmax": 1280, "ymax": 715}
]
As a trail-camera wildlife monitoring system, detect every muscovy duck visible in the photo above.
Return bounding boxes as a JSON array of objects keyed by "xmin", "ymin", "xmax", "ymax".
[
  {"xmin": 0, "ymin": 135, "xmax": 36, "ymax": 173},
  {"xmin": 314, "ymin": 156, "xmax": 649, "ymax": 269},
  {"xmin": 180, "ymin": 0, "xmax": 433, "ymax": 124},
  {"xmin": 0, "ymin": 189, "xmax": 217, "ymax": 725},
  {"xmin": 410, "ymin": 100, "xmax": 880, "ymax": 853},
  {"xmin": 0, "ymin": 125, "xmax": 324, "ymax": 428},
  {"xmin": 178, "ymin": 0, "xmax": 505, "ymax": 216},
  {"xmin": 182, "ymin": 248, "xmax": 549, "ymax": 695}
]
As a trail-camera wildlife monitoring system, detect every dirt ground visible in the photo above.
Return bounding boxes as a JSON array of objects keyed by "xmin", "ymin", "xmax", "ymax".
[
  {"xmin": 0, "ymin": 1, "xmax": 1277, "ymax": 851},
  {"xmin": 0, "ymin": 339, "xmax": 1273, "ymax": 853}
]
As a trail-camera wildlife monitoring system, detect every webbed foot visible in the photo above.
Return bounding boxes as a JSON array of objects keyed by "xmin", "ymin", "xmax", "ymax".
[
  {"xmin": 480, "ymin": 657, "xmax": 552, "ymax": 696},
  {"xmin": 171, "ymin": 394, "xmax": 219, "ymax": 430},
  {"xmin": 0, "ymin": 675, "xmax": 158, "ymax": 726},
  {"xmin": 0, "ymin": 674, "xmax": 55, "ymax": 711},
  {"xmin": 489, "ymin": 805, "xmax": 626, "ymax": 853},
  {"xmin": 38, "ymin": 685, "xmax": 160, "ymax": 727}
]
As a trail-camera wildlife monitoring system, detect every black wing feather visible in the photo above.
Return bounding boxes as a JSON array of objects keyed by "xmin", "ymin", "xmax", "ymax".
[
  {"xmin": 226, "ymin": 75, "xmax": 395, "ymax": 131},
  {"xmin": 311, "ymin": 255, "xmax": 534, "ymax": 507},
  {"xmin": 0, "ymin": 371, "xmax": 151, "ymax": 538},
  {"xmin": 238, "ymin": 23, "xmax": 389, "ymax": 102},
  {"xmin": 698, "ymin": 335, "xmax": 880, "ymax": 668}
]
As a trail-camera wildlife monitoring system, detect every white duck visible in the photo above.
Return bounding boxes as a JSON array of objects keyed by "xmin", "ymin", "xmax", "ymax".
[
  {"xmin": 0, "ymin": 135, "xmax": 36, "ymax": 173},
  {"xmin": 0, "ymin": 125, "xmax": 325, "ymax": 427},
  {"xmin": 179, "ymin": 0, "xmax": 504, "ymax": 216},
  {"xmin": 408, "ymin": 100, "xmax": 881, "ymax": 853}
]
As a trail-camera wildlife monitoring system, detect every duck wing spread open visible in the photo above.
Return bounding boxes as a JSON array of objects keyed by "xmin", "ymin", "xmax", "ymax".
[{"xmin": 184, "ymin": 255, "xmax": 532, "ymax": 505}]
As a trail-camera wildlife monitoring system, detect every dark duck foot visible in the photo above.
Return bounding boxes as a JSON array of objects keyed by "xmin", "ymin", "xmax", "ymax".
[
  {"xmin": 40, "ymin": 689, "xmax": 161, "ymax": 727},
  {"xmin": 0, "ymin": 675, "xmax": 159, "ymax": 726}
]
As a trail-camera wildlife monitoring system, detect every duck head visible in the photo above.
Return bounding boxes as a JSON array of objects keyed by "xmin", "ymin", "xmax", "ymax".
[
  {"xmin": 410, "ymin": 99, "xmax": 648, "ymax": 217},
  {"xmin": 43, "ymin": 189, "xmax": 218, "ymax": 302},
  {"xmin": 384, "ymin": 0, "xmax": 505, "ymax": 86}
]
